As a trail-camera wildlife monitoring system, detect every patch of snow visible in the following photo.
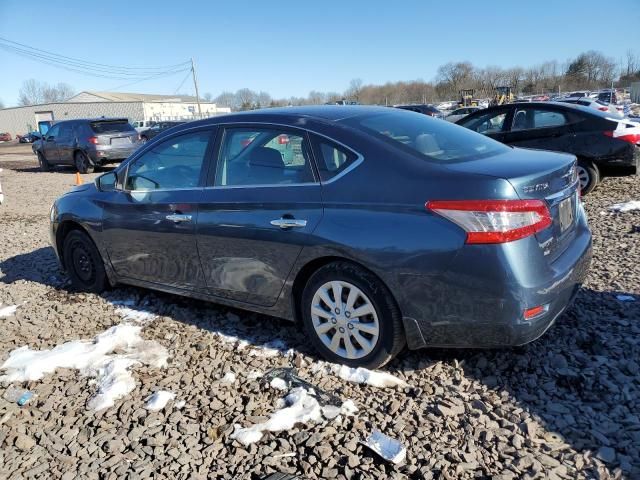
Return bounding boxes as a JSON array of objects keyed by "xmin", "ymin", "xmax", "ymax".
[
  {"xmin": 617, "ymin": 295, "xmax": 636, "ymax": 302},
  {"xmin": 247, "ymin": 370, "xmax": 263, "ymax": 380},
  {"xmin": 0, "ymin": 305, "xmax": 17, "ymax": 318},
  {"xmin": 114, "ymin": 306, "xmax": 157, "ymax": 324},
  {"xmin": 221, "ymin": 372, "xmax": 236, "ymax": 383},
  {"xmin": 609, "ymin": 200, "xmax": 640, "ymax": 212},
  {"xmin": 214, "ymin": 332, "xmax": 293, "ymax": 358},
  {"xmin": 269, "ymin": 377, "xmax": 288, "ymax": 391},
  {"xmin": 363, "ymin": 430, "xmax": 406, "ymax": 464},
  {"xmin": 230, "ymin": 387, "xmax": 358, "ymax": 446},
  {"xmin": 0, "ymin": 324, "xmax": 168, "ymax": 411},
  {"xmin": 314, "ymin": 362, "xmax": 408, "ymax": 388},
  {"xmin": 145, "ymin": 390, "xmax": 175, "ymax": 411},
  {"xmin": 175, "ymin": 400, "xmax": 186, "ymax": 409}
]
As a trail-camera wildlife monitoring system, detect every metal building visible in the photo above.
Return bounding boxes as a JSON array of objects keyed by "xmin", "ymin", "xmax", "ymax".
[{"xmin": 0, "ymin": 91, "xmax": 231, "ymax": 137}]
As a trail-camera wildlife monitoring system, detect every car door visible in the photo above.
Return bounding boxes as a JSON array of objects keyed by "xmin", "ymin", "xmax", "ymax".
[
  {"xmin": 196, "ymin": 125, "xmax": 323, "ymax": 306},
  {"xmin": 502, "ymin": 106, "xmax": 574, "ymax": 150},
  {"xmin": 55, "ymin": 122, "xmax": 75, "ymax": 164},
  {"xmin": 457, "ymin": 107, "xmax": 512, "ymax": 142},
  {"xmin": 42, "ymin": 124, "xmax": 61, "ymax": 163},
  {"xmin": 100, "ymin": 127, "xmax": 216, "ymax": 290}
]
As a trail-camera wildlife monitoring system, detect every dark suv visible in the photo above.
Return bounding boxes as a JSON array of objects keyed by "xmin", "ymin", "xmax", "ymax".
[{"xmin": 35, "ymin": 118, "xmax": 140, "ymax": 173}]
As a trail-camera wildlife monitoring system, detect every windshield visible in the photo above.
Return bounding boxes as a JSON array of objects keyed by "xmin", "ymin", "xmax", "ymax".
[
  {"xmin": 90, "ymin": 120, "xmax": 135, "ymax": 134},
  {"xmin": 343, "ymin": 110, "xmax": 509, "ymax": 163}
]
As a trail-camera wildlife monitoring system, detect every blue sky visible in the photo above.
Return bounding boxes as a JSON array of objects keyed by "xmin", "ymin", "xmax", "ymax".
[{"xmin": 1, "ymin": 0, "xmax": 638, "ymax": 106}]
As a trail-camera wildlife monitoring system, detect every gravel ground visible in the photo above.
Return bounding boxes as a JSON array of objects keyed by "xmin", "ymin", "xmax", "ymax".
[{"xmin": 0, "ymin": 143, "xmax": 639, "ymax": 479}]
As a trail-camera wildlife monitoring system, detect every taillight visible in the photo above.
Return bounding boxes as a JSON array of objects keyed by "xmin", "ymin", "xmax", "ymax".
[
  {"xmin": 426, "ymin": 199, "xmax": 552, "ymax": 244},
  {"xmin": 604, "ymin": 131, "xmax": 640, "ymax": 144},
  {"xmin": 87, "ymin": 136, "xmax": 98, "ymax": 145},
  {"xmin": 598, "ymin": 106, "xmax": 608, "ymax": 111},
  {"xmin": 277, "ymin": 134, "xmax": 290, "ymax": 145}
]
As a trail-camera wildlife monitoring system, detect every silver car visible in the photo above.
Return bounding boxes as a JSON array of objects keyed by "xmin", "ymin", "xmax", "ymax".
[
  {"xmin": 445, "ymin": 106, "xmax": 482, "ymax": 122},
  {"xmin": 559, "ymin": 98, "xmax": 623, "ymax": 118}
]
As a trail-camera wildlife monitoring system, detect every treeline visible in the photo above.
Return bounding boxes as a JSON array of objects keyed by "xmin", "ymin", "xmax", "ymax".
[{"xmin": 208, "ymin": 49, "xmax": 640, "ymax": 110}]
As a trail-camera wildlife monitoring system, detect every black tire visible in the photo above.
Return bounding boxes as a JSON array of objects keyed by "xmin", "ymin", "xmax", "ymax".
[
  {"xmin": 300, "ymin": 261, "xmax": 405, "ymax": 369},
  {"xmin": 577, "ymin": 160, "xmax": 599, "ymax": 196},
  {"xmin": 140, "ymin": 135, "xmax": 148, "ymax": 144},
  {"xmin": 37, "ymin": 151, "xmax": 50, "ymax": 172},
  {"xmin": 62, "ymin": 230, "xmax": 107, "ymax": 293},
  {"xmin": 74, "ymin": 151, "xmax": 95, "ymax": 174}
]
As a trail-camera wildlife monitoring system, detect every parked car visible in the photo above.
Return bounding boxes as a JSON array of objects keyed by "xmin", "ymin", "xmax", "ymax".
[
  {"xmin": 597, "ymin": 91, "xmax": 618, "ymax": 104},
  {"xmin": 456, "ymin": 102, "xmax": 639, "ymax": 194},
  {"xmin": 558, "ymin": 97, "xmax": 622, "ymax": 118},
  {"xmin": 139, "ymin": 121, "xmax": 185, "ymax": 143},
  {"xmin": 50, "ymin": 106, "xmax": 592, "ymax": 368},
  {"xmin": 444, "ymin": 106, "xmax": 482, "ymax": 122},
  {"xmin": 0, "ymin": 132, "xmax": 12, "ymax": 142},
  {"xmin": 131, "ymin": 120, "xmax": 158, "ymax": 132},
  {"xmin": 34, "ymin": 118, "xmax": 140, "ymax": 173},
  {"xmin": 393, "ymin": 104, "xmax": 443, "ymax": 117},
  {"xmin": 18, "ymin": 131, "xmax": 42, "ymax": 143}
]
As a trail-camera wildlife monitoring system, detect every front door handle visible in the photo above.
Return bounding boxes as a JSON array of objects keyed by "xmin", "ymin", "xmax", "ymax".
[
  {"xmin": 270, "ymin": 218, "xmax": 307, "ymax": 229},
  {"xmin": 166, "ymin": 214, "xmax": 192, "ymax": 223}
]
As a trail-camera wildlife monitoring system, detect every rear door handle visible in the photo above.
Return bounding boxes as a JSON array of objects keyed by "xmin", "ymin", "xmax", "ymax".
[
  {"xmin": 166, "ymin": 214, "xmax": 192, "ymax": 223},
  {"xmin": 270, "ymin": 218, "xmax": 307, "ymax": 229}
]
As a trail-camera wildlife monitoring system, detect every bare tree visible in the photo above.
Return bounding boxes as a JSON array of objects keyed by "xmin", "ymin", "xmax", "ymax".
[
  {"xmin": 256, "ymin": 91, "xmax": 272, "ymax": 108},
  {"xmin": 0, "ymin": 99, "xmax": 4, "ymax": 109},
  {"xmin": 202, "ymin": 92, "xmax": 213, "ymax": 102},
  {"xmin": 18, "ymin": 79, "xmax": 75, "ymax": 105},
  {"xmin": 214, "ymin": 91, "xmax": 235, "ymax": 108},
  {"xmin": 345, "ymin": 78, "xmax": 363, "ymax": 102},
  {"xmin": 235, "ymin": 88, "xmax": 257, "ymax": 110},
  {"xmin": 307, "ymin": 90, "xmax": 326, "ymax": 104}
]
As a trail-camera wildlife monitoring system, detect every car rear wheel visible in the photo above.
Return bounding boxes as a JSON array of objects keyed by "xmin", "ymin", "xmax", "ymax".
[
  {"xmin": 140, "ymin": 135, "xmax": 148, "ymax": 143},
  {"xmin": 301, "ymin": 262, "xmax": 405, "ymax": 369},
  {"xmin": 74, "ymin": 151, "xmax": 95, "ymax": 174},
  {"xmin": 37, "ymin": 152, "xmax": 50, "ymax": 172},
  {"xmin": 577, "ymin": 161, "xmax": 599, "ymax": 195},
  {"xmin": 62, "ymin": 230, "xmax": 107, "ymax": 293}
]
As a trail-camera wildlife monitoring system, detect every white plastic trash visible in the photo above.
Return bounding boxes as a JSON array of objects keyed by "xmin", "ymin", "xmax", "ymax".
[{"xmin": 363, "ymin": 430, "xmax": 406, "ymax": 464}]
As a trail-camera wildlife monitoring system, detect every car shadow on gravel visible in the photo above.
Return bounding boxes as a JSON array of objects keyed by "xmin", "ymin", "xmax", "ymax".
[
  {"xmin": 394, "ymin": 286, "xmax": 639, "ymax": 475},
  {"xmin": 0, "ymin": 246, "xmax": 66, "ymax": 288}
]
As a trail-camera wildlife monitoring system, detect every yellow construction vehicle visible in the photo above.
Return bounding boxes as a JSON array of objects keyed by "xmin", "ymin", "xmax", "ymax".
[
  {"xmin": 459, "ymin": 89, "xmax": 476, "ymax": 107},
  {"xmin": 491, "ymin": 86, "xmax": 514, "ymax": 106}
]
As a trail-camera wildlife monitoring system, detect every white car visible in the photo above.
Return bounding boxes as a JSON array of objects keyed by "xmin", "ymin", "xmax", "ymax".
[{"xmin": 445, "ymin": 106, "xmax": 483, "ymax": 122}]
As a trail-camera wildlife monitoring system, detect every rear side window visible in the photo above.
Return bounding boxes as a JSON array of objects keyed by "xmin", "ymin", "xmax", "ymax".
[
  {"xmin": 313, "ymin": 139, "xmax": 358, "ymax": 181},
  {"xmin": 90, "ymin": 121, "xmax": 135, "ymax": 134},
  {"xmin": 512, "ymin": 109, "xmax": 567, "ymax": 131},
  {"xmin": 345, "ymin": 110, "xmax": 508, "ymax": 163}
]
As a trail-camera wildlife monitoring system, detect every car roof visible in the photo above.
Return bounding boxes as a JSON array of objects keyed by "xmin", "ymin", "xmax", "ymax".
[
  {"xmin": 184, "ymin": 105, "xmax": 400, "ymax": 128},
  {"xmin": 463, "ymin": 101, "xmax": 614, "ymax": 119}
]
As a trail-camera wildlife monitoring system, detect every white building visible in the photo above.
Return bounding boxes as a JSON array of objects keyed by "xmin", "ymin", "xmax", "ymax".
[{"xmin": 0, "ymin": 91, "xmax": 231, "ymax": 136}]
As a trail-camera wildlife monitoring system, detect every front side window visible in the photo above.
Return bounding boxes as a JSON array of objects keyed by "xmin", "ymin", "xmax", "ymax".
[
  {"xmin": 346, "ymin": 110, "xmax": 508, "ymax": 163},
  {"xmin": 458, "ymin": 110, "xmax": 509, "ymax": 134},
  {"xmin": 47, "ymin": 124, "xmax": 60, "ymax": 139},
  {"xmin": 512, "ymin": 109, "xmax": 567, "ymax": 131},
  {"xmin": 215, "ymin": 128, "xmax": 314, "ymax": 186},
  {"xmin": 126, "ymin": 130, "xmax": 210, "ymax": 191}
]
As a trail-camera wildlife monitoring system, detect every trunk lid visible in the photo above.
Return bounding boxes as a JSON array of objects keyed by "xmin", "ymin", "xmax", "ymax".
[
  {"xmin": 90, "ymin": 120, "xmax": 139, "ymax": 146},
  {"xmin": 444, "ymin": 147, "xmax": 580, "ymax": 261}
]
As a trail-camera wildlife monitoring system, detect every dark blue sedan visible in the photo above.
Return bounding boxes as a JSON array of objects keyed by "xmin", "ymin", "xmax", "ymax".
[{"xmin": 50, "ymin": 106, "xmax": 592, "ymax": 368}]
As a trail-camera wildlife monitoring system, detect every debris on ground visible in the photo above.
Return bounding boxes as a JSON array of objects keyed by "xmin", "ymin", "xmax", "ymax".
[
  {"xmin": 0, "ymin": 323, "xmax": 168, "ymax": 411},
  {"xmin": 16, "ymin": 390, "xmax": 34, "ymax": 406},
  {"xmin": 221, "ymin": 372, "xmax": 236, "ymax": 383},
  {"xmin": 230, "ymin": 386, "xmax": 357, "ymax": 446},
  {"xmin": 0, "ymin": 304, "xmax": 17, "ymax": 318},
  {"xmin": 363, "ymin": 430, "xmax": 407, "ymax": 464},
  {"xmin": 145, "ymin": 390, "xmax": 176, "ymax": 411},
  {"xmin": 609, "ymin": 200, "xmax": 640, "ymax": 212}
]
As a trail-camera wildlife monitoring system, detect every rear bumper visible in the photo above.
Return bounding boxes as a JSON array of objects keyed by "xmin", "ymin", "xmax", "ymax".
[
  {"xmin": 400, "ymin": 204, "xmax": 592, "ymax": 349},
  {"xmin": 88, "ymin": 145, "xmax": 139, "ymax": 163},
  {"xmin": 596, "ymin": 144, "xmax": 639, "ymax": 176}
]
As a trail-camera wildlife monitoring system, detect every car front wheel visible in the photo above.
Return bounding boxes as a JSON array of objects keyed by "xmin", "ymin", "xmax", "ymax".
[
  {"xmin": 62, "ymin": 230, "xmax": 107, "ymax": 293},
  {"xmin": 37, "ymin": 152, "xmax": 50, "ymax": 171},
  {"xmin": 577, "ymin": 161, "xmax": 599, "ymax": 195},
  {"xmin": 301, "ymin": 262, "xmax": 405, "ymax": 369}
]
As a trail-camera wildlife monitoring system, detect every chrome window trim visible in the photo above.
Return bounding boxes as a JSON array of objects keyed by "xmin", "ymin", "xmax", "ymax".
[{"xmin": 121, "ymin": 120, "xmax": 365, "ymax": 193}]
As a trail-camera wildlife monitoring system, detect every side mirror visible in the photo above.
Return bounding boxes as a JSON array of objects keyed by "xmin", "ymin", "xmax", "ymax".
[{"xmin": 96, "ymin": 172, "xmax": 117, "ymax": 192}]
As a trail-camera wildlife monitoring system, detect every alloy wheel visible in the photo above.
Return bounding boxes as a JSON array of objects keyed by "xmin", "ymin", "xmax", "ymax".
[
  {"xmin": 310, "ymin": 280, "xmax": 380, "ymax": 360},
  {"xmin": 576, "ymin": 165, "xmax": 590, "ymax": 191}
]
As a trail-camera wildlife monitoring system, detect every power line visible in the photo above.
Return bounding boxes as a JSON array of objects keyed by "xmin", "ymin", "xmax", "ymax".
[
  {"xmin": 109, "ymin": 68, "xmax": 191, "ymax": 91},
  {"xmin": 173, "ymin": 70, "xmax": 192, "ymax": 94},
  {"xmin": 0, "ymin": 36, "xmax": 190, "ymax": 74}
]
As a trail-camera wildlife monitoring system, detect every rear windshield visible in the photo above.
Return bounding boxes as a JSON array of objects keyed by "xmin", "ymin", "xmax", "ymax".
[
  {"xmin": 343, "ymin": 110, "xmax": 509, "ymax": 163},
  {"xmin": 90, "ymin": 120, "xmax": 135, "ymax": 134}
]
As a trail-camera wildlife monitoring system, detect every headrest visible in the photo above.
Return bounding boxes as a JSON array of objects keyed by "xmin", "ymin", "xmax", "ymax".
[{"xmin": 248, "ymin": 147, "xmax": 284, "ymax": 169}]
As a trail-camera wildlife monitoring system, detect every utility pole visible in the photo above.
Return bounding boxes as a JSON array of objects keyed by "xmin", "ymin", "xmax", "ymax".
[{"xmin": 191, "ymin": 57, "xmax": 202, "ymax": 117}]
